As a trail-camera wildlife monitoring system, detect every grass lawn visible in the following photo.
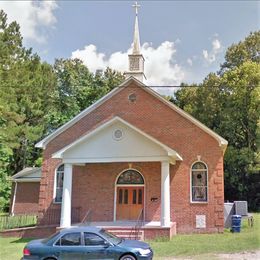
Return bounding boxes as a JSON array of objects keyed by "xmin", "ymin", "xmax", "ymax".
[
  {"xmin": 150, "ymin": 213, "xmax": 260, "ymax": 258},
  {"xmin": 0, "ymin": 214, "xmax": 259, "ymax": 260}
]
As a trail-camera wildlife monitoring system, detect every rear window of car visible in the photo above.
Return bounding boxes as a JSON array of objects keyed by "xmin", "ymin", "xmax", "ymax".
[
  {"xmin": 42, "ymin": 231, "xmax": 61, "ymax": 243},
  {"xmin": 55, "ymin": 232, "xmax": 81, "ymax": 246}
]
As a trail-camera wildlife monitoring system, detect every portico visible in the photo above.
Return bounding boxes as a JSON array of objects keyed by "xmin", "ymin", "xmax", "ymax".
[{"xmin": 52, "ymin": 117, "xmax": 182, "ymax": 229}]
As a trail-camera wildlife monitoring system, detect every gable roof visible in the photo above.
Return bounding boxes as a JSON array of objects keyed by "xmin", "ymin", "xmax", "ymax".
[
  {"xmin": 52, "ymin": 116, "xmax": 183, "ymax": 164},
  {"xmin": 12, "ymin": 167, "xmax": 41, "ymax": 182},
  {"xmin": 36, "ymin": 77, "xmax": 228, "ymax": 152}
]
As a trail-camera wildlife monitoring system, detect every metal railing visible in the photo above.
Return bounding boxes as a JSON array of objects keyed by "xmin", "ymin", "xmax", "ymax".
[
  {"xmin": 80, "ymin": 209, "xmax": 92, "ymax": 226},
  {"xmin": 130, "ymin": 208, "xmax": 144, "ymax": 240},
  {"xmin": 38, "ymin": 207, "xmax": 81, "ymax": 226}
]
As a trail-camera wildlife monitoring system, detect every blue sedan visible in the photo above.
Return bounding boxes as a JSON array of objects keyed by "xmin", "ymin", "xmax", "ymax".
[{"xmin": 22, "ymin": 226, "xmax": 153, "ymax": 260}]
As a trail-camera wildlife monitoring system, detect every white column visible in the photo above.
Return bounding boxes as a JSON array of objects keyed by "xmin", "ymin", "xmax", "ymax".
[
  {"xmin": 161, "ymin": 161, "xmax": 170, "ymax": 227},
  {"xmin": 60, "ymin": 163, "xmax": 73, "ymax": 228},
  {"xmin": 11, "ymin": 181, "xmax": 18, "ymax": 216}
]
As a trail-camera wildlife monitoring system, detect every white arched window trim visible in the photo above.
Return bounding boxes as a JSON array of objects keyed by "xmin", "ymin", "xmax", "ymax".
[
  {"xmin": 190, "ymin": 161, "xmax": 208, "ymax": 203},
  {"xmin": 53, "ymin": 164, "xmax": 64, "ymax": 204}
]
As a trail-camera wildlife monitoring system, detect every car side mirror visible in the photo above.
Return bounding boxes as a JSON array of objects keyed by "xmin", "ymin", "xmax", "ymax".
[{"xmin": 103, "ymin": 241, "xmax": 111, "ymax": 248}]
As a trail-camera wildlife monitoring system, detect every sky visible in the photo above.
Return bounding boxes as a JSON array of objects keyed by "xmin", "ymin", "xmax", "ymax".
[{"xmin": 0, "ymin": 1, "xmax": 259, "ymax": 94}]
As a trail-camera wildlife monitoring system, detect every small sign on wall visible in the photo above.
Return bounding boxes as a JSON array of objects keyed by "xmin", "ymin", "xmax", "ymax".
[{"xmin": 196, "ymin": 215, "xmax": 206, "ymax": 228}]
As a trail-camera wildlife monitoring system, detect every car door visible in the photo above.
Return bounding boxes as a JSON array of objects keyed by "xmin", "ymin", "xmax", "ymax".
[
  {"xmin": 82, "ymin": 232, "xmax": 117, "ymax": 260},
  {"xmin": 55, "ymin": 232, "xmax": 84, "ymax": 260}
]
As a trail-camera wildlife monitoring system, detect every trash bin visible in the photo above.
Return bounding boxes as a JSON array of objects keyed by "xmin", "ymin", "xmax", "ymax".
[{"xmin": 231, "ymin": 215, "xmax": 242, "ymax": 232}]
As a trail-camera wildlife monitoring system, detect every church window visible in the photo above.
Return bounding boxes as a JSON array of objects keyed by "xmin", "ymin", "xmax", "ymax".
[
  {"xmin": 117, "ymin": 170, "xmax": 144, "ymax": 185},
  {"xmin": 54, "ymin": 164, "xmax": 64, "ymax": 203},
  {"xmin": 191, "ymin": 162, "xmax": 208, "ymax": 202}
]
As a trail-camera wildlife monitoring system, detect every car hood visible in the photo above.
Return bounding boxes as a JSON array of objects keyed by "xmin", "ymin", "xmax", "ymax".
[{"xmin": 118, "ymin": 239, "xmax": 150, "ymax": 249}]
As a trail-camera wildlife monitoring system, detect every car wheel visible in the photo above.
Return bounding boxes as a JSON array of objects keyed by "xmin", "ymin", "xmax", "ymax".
[{"xmin": 120, "ymin": 254, "xmax": 136, "ymax": 260}]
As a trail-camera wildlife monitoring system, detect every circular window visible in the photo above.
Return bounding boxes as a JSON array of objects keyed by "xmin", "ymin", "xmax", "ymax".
[{"xmin": 113, "ymin": 129, "xmax": 123, "ymax": 140}]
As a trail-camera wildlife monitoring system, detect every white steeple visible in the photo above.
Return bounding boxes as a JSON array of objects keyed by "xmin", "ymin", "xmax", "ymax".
[
  {"xmin": 132, "ymin": 3, "xmax": 141, "ymax": 54},
  {"xmin": 124, "ymin": 2, "xmax": 146, "ymax": 82}
]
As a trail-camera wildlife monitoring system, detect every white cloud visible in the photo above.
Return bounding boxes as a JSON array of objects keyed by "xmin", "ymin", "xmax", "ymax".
[
  {"xmin": 202, "ymin": 38, "xmax": 223, "ymax": 64},
  {"xmin": 187, "ymin": 58, "xmax": 193, "ymax": 66},
  {"xmin": 71, "ymin": 41, "xmax": 185, "ymax": 95},
  {"xmin": 0, "ymin": 1, "xmax": 58, "ymax": 43}
]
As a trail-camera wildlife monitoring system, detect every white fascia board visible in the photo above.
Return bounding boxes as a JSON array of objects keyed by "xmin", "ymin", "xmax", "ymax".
[
  {"xmin": 12, "ymin": 167, "xmax": 41, "ymax": 179},
  {"xmin": 52, "ymin": 116, "xmax": 183, "ymax": 162},
  {"xmin": 36, "ymin": 75, "xmax": 227, "ymax": 152},
  {"xmin": 142, "ymin": 87, "xmax": 228, "ymax": 150},
  {"xmin": 36, "ymin": 77, "xmax": 146, "ymax": 149},
  {"xmin": 12, "ymin": 178, "xmax": 41, "ymax": 182},
  {"xmin": 35, "ymin": 87, "xmax": 121, "ymax": 149}
]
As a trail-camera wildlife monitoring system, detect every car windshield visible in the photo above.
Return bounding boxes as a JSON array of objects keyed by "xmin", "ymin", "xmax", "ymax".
[
  {"xmin": 99, "ymin": 229, "xmax": 122, "ymax": 245},
  {"xmin": 42, "ymin": 231, "xmax": 60, "ymax": 244}
]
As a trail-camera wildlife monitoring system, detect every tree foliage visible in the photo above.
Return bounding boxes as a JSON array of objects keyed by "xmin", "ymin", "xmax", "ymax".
[
  {"xmin": 0, "ymin": 9, "xmax": 259, "ymax": 213},
  {"xmin": 0, "ymin": 10, "xmax": 125, "ymax": 211},
  {"xmin": 173, "ymin": 31, "xmax": 260, "ymax": 210}
]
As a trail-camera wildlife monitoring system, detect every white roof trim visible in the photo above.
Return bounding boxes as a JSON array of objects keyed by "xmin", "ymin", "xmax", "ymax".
[
  {"xmin": 52, "ymin": 116, "xmax": 183, "ymax": 162},
  {"xmin": 36, "ymin": 76, "xmax": 227, "ymax": 151},
  {"xmin": 14, "ymin": 178, "xmax": 41, "ymax": 182},
  {"xmin": 140, "ymin": 86, "xmax": 228, "ymax": 151},
  {"xmin": 12, "ymin": 167, "xmax": 41, "ymax": 181},
  {"xmin": 36, "ymin": 77, "xmax": 145, "ymax": 149}
]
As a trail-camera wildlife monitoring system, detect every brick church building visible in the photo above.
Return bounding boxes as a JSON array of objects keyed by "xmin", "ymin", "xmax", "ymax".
[{"xmin": 10, "ymin": 5, "xmax": 227, "ymax": 239}]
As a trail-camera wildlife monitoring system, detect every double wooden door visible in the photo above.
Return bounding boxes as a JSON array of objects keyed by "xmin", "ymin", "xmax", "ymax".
[{"xmin": 116, "ymin": 187, "xmax": 144, "ymax": 220}]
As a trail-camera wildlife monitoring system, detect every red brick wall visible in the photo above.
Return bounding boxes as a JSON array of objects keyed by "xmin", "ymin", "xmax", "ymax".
[
  {"xmin": 71, "ymin": 162, "xmax": 161, "ymax": 222},
  {"xmin": 39, "ymin": 81, "xmax": 224, "ymax": 233},
  {"xmin": 12, "ymin": 182, "xmax": 40, "ymax": 215}
]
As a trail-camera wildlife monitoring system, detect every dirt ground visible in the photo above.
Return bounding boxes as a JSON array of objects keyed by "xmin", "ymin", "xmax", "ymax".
[{"xmin": 156, "ymin": 250, "xmax": 260, "ymax": 260}]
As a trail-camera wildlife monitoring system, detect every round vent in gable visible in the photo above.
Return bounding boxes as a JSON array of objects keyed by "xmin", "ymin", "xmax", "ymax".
[
  {"xmin": 113, "ymin": 129, "xmax": 124, "ymax": 141},
  {"xmin": 128, "ymin": 93, "xmax": 137, "ymax": 102}
]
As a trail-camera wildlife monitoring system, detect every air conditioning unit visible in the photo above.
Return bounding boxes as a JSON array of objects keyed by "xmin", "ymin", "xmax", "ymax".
[{"xmin": 234, "ymin": 201, "xmax": 248, "ymax": 216}]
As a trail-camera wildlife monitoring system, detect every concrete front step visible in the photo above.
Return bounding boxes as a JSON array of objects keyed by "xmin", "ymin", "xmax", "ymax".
[{"xmin": 105, "ymin": 228, "xmax": 144, "ymax": 240}]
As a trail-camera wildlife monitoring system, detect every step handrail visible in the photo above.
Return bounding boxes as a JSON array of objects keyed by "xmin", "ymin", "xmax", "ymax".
[
  {"xmin": 80, "ymin": 209, "xmax": 92, "ymax": 226},
  {"xmin": 129, "ymin": 208, "xmax": 144, "ymax": 240}
]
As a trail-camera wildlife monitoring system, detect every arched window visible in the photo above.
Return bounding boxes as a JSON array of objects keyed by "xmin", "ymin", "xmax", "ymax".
[
  {"xmin": 54, "ymin": 164, "xmax": 64, "ymax": 203},
  {"xmin": 191, "ymin": 162, "xmax": 208, "ymax": 202},
  {"xmin": 117, "ymin": 169, "xmax": 144, "ymax": 185}
]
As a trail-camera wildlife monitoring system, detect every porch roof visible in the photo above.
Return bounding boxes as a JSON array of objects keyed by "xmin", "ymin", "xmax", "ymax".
[
  {"xmin": 11, "ymin": 167, "xmax": 41, "ymax": 182},
  {"xmin": 52, "ymin": 116, "xmax": 182, "ymax": 164}
]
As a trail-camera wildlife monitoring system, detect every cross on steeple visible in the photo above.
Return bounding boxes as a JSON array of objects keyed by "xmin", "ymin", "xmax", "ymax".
[
  {"xmin": 124, "ymin": 1, "xmax": 146, "ymax": 82},
  {"xmin": 132, "ymin": 1, "xmax": 140, "ymax": 15}
]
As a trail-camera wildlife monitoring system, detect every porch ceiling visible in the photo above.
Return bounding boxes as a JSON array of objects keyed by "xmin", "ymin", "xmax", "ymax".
[{"xmin": 52, "ymin": 116, "xmax": 182, "ymax": 164}]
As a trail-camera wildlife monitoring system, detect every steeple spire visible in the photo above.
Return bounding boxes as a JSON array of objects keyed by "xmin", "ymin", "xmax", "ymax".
[
  {"xmin": 132, "ymin": 2, "xmax": 141, "ymax": 54},
  {"xmin": 124, "ymin": 1, "xmax": 146, "ymax": 82}
]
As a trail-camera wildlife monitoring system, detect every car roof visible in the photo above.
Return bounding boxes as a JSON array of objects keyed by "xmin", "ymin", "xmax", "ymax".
[{"xmin": 59, "ymin": 226, "xmax": 102, "ymax": 234}]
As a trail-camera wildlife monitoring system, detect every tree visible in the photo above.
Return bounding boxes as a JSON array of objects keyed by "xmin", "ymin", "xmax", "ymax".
[
  {"xmin": 48, "ymin": 59, "xmax": 125, "ymax": 131},
  {"xmin": 0, "ymin": 10, "xmax": 57, "ymax": 210},
  {"xmin": 172, "ymin": 31, "xmax": 260, "ymax": 210},
  {"xmin": 220, "ymin": 31, "xmax": 260, "ymax": 73}
]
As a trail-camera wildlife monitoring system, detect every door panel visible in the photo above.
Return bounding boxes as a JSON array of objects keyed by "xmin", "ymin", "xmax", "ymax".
[{"xmin": 116, "ymin": 187, "xmax": 144, "ymax": 220}]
